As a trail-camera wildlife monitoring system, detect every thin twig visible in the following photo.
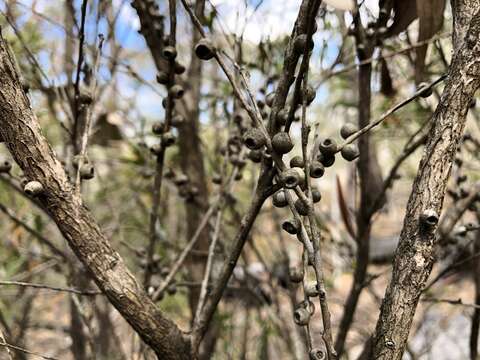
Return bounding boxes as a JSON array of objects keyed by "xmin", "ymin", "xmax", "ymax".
[
  {"xmin": 0, "ymin": 341, "xmax": 59, "ymax": 360},
  {"xmin": 0, "ymin": 280, "xmax": 101, "ymax": 296},
  {"xmin": 337, "ymin": 74, "xmax": 447, "ymax": 152}
]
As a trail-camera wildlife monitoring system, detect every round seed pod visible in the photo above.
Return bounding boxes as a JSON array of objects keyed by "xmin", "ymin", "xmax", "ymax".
[
  {"xmin": 310, "ymin": 161, "xmax": 324, "ymax": 178},
  {"xmin": 247, "ymin": 149, "xmax": 263, "ymax": 163},
  {"xmin": 171, "ymin": 114, "xmax": 185, "ymax": 127},
  {"xmin": 272, "ymin": 190, "xmax": 288, "ymax": 208},
  {"xmin": 341, "ymin": 144, "xmax": 359, "ymax": 161},
  {"xmin": 150, "ymin": 143, "xmax": 162, "ymax": 155},
  {"xmin": 290, "ymin": 155, "xmax": 304, "ymax": 168},
  {"xmin": 305, "ymin": 282, "xmax": 319, "ymax": 297},
  {"xmin": 195, "ymin": 38, "xmax": 215, "ymax": 60},
  {"xmin": 162, "ymin": 132, "xmax": 176, "ymax": 147},
  {"xmin": 243, "ymin": 128, "xmax": 267, "ymax": 150},
  {"xmin": 419, "ymin": 209, "xmax": 439, "ymax": 229},
  {"xmin": 294, "ymin": 198, "xmax": 309, "ymax": 216},
  {"xmin": 156, "ymin": 71, "xmax": 169, "ymax": 85},
  {"xmin": 189, "ymin": 186, "xmax": 199, "ymax": 197},
  {"xmin": 233, "ymin": 111, "xmax": 245, "ymax": 124},
  {"xmin": 417, "ymin": 82, "xmax": 432, "ymax": 98},
  {"xmin": 169, "ymin": 84, "xmax": 184, "ymax": 99},
  {"xmin": 174, "ymin": 173, "xmax": 189, "ymax": 186},
  {"xmin": 280, "ymin": 168, "xmax": 304, "ymax": 189},
  {"xmin": 167, "ymin": 284, "xmax": 177, "ymax": 295},
  {"xmin": 340, "ymin": 122, "xmax": 358, "ymax": 139},
  {"xmin": 152, "ymin": 121, "xmax": 164, "ymax": 135},
  {"xmin": 293, "ymin": 34, "xmax": 314, "ymax": 54},
  {"xmin": 309, "ymin": 348, "xmax": 326, "ymax": 360},
  {"xmin": 282, "ymin": 218, "xmax": 301, "ymax": 235},
  {"xmin": 24, "ymin": 181, "xmax": 44, "ymax": 196},
  {"xmin": 317, "ymin": 152, "xmax": 335, "ymax": 167},
  {"xmin": 289, "ymin": 266, "xmax": 304, "ymax": 283},
  {"xmin": 174, "ymin": 62, "xmax": 186, "ymax": 75},
  {"xmin": 72, "ymin": 154, "xmax": 90, "ymax": 169},
  {"xmin": 457, "ymin": 175, "xmax": 468, "ymax": 184},
  {"xmin": 293, "ymin": 307, "xmax": 310, "ymax": 326},
  {"xmin": 162, "ymin": 46, "xmax": 177, "ymax": 60},
  {"xmin": 311, "ymin": 187, "xmax": 321, "ymax": 203},
  {"xmin": 265, "ymin": 92, "xmax": 276, "ymax": 107},
  {"xmin": 22, "ymin": 80, "xmax": 30, "ymax": 93},
  {"xmin": 302, "ymin": 85, "xmax": 316, "ymax": 105},
  {"xmin": 272, "ymin": 132, "xmax": 294, "ymax": 154},
  {"xmin": 212, "ymin": 173, "xmax": 222, "ymax": 185},
  {"xmin": 0, "ymin": 160, "xmax": 12, "ymax": 173},
  {"xmin": 234, "ymin": 172, "xmax": 243, "ymax": 181},
  {"xmin": 276, "ymin": 108, "xmax": 289, "ymax": 126},
  {"xmin": 80, "ymin": 163, "xmax": 95, "ymax": 180},
  {"xmin": 319, "ymin": 138, "xmax": 337, "ymax": 156},
  {"xmin": 78, "ymin": 90, "xmax": 93, "ymax": 105}
]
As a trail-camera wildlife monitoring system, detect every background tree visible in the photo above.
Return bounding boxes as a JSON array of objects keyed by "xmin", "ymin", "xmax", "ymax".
[{"xmin": 0, "ymin": 0, "xmax": 479, "ymax": 359}]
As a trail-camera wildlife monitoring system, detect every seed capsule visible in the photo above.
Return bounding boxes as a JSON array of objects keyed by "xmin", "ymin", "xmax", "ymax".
[
  {"xmin": 80, "ymin": 163, "xmax": 95, "ymax": 180},
  {"xmin": 247, "ymin": 149, "xmax": 263, "ymax": 163},
  {"xmin": 340, "ymin": 123, "xmax": 358, "ymax": 139},
  {"xmin": 171, "ymin": 114, "xmax": 185, "ymax": 127},
  {"xmin": 272, "ymin": 190, "xmax": 288, "ymax": 208},
  {"xmin": 174, "ymin": 62, "xmax": 186, "ymax": 75},
  {"xmin": 243, "ymin": 128, "xmax": 267, "ymax": 150},
  {"xmin": 272, "ymin": 132, "xmax": 294, "ymax": 154},
  {"xmin": 289, "ymin": 267, "xmax": 304, "ymax": 283},
  {"xmin": 24, "ymin": 181, "xmax": 44, "ymax": 196},
  {"xmin": 419, "ymin": 209, "xmax": 439, "ymax": 229},
  {"xmin": 195, "ymin": 38, "xmax": 215, "ymax": 60},
  {"xmin": 162, "ymin": 46, "xmax": 177, "ymax": 60},
  {"xmin": 150, "ymin": 143, "xmax": 162, "ymax": 155},
  {"xmin": 212, "ymin": 173, "xmax": 222, "ymax": 185},
  {"xmin": 282, "ymin": 218, "xmax": 301, "ymax": 235},
  {"xmin": 276, "ymin": 108, "xmax": 289, "ymax": 126},
  {"xmin": 341, "ymin": 144, "xmax": 359, "ymax": 161},
  {"xmin": 302, "ymin": 85, "xmax": 316, "ymax": 105},
  {"xmin": 152, "ymin": 121, "xmax": 164, "ymax": 135},
  {"xmin": 0, "ymin": 160, "xmax": 12, "ymax": 173},
  {"xmin": 309, "ymin": 348, "xmax": 326, "ymax": 360},
  {"xmin": 317, "ymin": 152, "xmax": 335, "ymax": 167},
  {"xmin": 265, "ymin": 92, "xmax": 276, "ymax": 107},
  {"xmin": 293, "ymin": 307, "xmax": 310, "ymax": 326},
  {"xmin": 162, "ymin": 132, "xmax": 176, "ymax": 147},
  {"xmin": 290, "ymin": 155, "xmax": 304, "ymax": 168},
  {"xmin": 280, "ymin": 168, "xmax": 304, "ymax": 189},
  {"xmin": 156, "ymin": 71, "xmax": 169, "ymax": 85},
  {"xmin": 417, "ymin": 82, "xmax": 432, "ymax": 98},
  {"xmin": 174, "ymin": 173, "xmax": 189, "ymax": 186},
  {"xmin": 319, "ymin": 138, "xmax": 337, "ymax": 156},
  {"xmin": 311, "ymin": 187, "xmax": 321, "ymax": 203},
  {"xmin": 294, "ymin": 198, "xmax": 309, "ymax": 216},
  {"xmin": 169, "ymin": 84, "xmax": 184, "ymax": 99},
  {"xmin": 305, "ymin": 282, "xmax": 319, "ymax": 297},
  {"xmin": 310, "ymin": 161, "xmax": 324, "ymax": 178},
  {"xmin": 293, "ymin": 34, "xmax": 314, "ymax": 54}
]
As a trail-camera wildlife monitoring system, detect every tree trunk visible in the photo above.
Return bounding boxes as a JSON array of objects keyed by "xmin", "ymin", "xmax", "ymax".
[
  {"xmin": 368, "ymin": 2, "xmax": 480, "ymax": 359},
  {"xmin": 0, "ymin": 31, "xmax": 190, "ymax": 360}
]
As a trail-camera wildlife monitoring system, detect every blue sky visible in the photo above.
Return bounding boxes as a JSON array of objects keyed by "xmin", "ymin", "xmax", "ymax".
[{"xmin": 0, "ymin": 0, "xmax": 355, "ymax": 122}]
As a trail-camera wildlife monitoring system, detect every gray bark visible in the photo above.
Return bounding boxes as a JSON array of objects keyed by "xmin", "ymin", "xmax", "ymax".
[
  {"xmin": 368, "ymin": 2, "xmax": 480, "ymax": 359},
  {"xmin": 0, "ymin": 30, "xmax": 190, "ymax": 360}
]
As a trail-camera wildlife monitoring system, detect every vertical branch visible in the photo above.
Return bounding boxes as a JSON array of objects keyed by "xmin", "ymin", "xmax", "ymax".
[
  {"xmin": 368, "ymin": 3, "xmax": 480, "ymax": 358},
  {"xmin": 470, "ymin": 211, "xmax": 480, "ymax": 360}
]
